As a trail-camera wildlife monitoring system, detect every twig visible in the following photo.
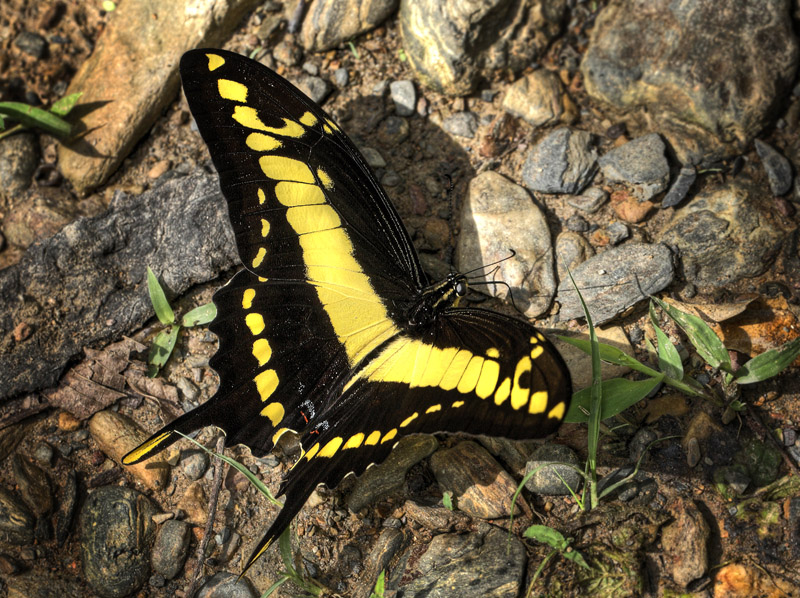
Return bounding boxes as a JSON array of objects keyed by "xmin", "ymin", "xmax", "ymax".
[{"xmin": 185, "ymin": 435, "xmax": 227, "ymax": 598}]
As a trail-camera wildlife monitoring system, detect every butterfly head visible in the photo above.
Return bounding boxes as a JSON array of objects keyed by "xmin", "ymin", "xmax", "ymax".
[{"xmin": 407, "ymin": 273, "xmax": 469, "ymax": 329}]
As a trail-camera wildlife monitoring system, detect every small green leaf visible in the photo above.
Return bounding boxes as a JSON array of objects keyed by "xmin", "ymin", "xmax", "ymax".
[
  {"xmin": 652, "ymin": 297, "xmax": 731, "ymax": 373},
  {"xmin": 442, "ymin": 491, "xmax": 454, "ymax": 511},
  {"xmin": 649, "ymin": 302, "xmax": 684, "ymax": 380},
  {"xmin": 147, "ymin": 267, "xmax": 175, "ymax": 325},
  {"xmin": 562, "ymin": 547, "xmax": 590, "ymax": 570},
  {"xmin": 278, "ymin": 527, "xmax": 295, "ymax": 573},
  {"xmin": 182, "ymin": 302, "xmax": 217, "ymax": 327},
  {"xmin": 147, "ymin": 324, "xmax": 179, "ymax": 377},
  {"xmin": 564, "ymin": 376, "xmax": 663, "ymax": 423},
  {"xmin": 49, "ymin": 92, "xmax": 82, "ymax": 117},
  {"xmin": 369, "ymin": 571, "xmax": 386, "ymax": 598},
  {"xmin": 0, "ymin": 113, "xmax": 4, "ymax": 129},
  {"xmin": 102, "ymin": 0, "xmax": 117, "ymax": 11},
  {"xmin": 0, "ymin": 101, "xmax": 73, "ymax": 137},
  {"xmin": 734, "ymin": 338, "xmax": 800, "ymax": 384},
  {"xmin": 524, "ymin": 525, "xmax": 568, "ymax": 549}
]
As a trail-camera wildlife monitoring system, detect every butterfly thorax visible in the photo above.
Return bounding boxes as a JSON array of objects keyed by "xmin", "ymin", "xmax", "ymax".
[{"xmin": 405, "ymin": 273, "xmax": 468, "ymax": 329}]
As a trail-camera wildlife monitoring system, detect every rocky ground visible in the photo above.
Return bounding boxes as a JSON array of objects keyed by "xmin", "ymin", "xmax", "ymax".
[{"xmin": 1, "ymin": 1, "xmax": 800, "ymax": 597}]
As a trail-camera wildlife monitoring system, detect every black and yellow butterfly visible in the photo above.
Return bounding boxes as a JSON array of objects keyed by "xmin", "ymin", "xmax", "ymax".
[{"xmin": 123, "ymin": 49, "xmax": 572, "ymax": 570}]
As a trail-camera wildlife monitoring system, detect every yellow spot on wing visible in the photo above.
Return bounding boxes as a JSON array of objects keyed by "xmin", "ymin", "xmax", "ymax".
[
  {"xmin": 252, "ymin": 247, "xmax": 267, "ymax": 268},
  {"xmin": 261, "ymin": 219, "xmax": 270, "ymax": 237},
  {"xmin": 440, "ymin": 350, "xmax": 473, "ymax": 391},
  {"xmin": 232, "ymin": 107, "xmax": 305, "ymax": 137},
  {"xmin": 257, "ymin": 188, "xmax": 266, "ymax": 204},
  {"xmin": 242, "ymin": 288, "xmax": 256, "ymax": 309},
  {"xmin": 510, "ymin": 356, "xmax": 532, "ymax": 410},
  {"xmin": 381, "ymin": 429, "xmax": 397, "ymax": 444},
  {"xmin": 299, "ymin": 111, "xmax": 318, "ymax": 126},
  {"xmin": 305, "ymin": 443, "xmax": 320, "ymax": 460},
  {"xmin": 254, "ymin": 369, "xmax": 279, "ymax": 401},
  {"xmin": 548, "ymin": 401, "xmax": 566, "ymax": 420},
  {"xmin": 218, "ymin": 79, "xmax": 248, "ymax": 103},
  {"xmin": 206, "ymin": 53, "xmax": 224, "ymax": 71},
  {"xmin": 343, "ymin": 433, "xmax": 364, "ymax": 449},
  {"xmin": 285, "ymin": 204, "xmax": 341, "ymax": 234},
  {"xmin": 245, "ymin": 313, "xmax": 265, "ymax": 335},
  {"xmin": 529, "ymin": 391, "xmax": 548, "ymax": 414},
  {"xmin": 275, "ymin": 180, "xmax": 326, "ymax": 206},
  {"xmin": 400, "ymin": 412, "xmax": 418, "ymax": 427},
  {"xmin": 475, "ymin": 359, "xmax": 500, "ymax": 399},
  {"xmin": 260, "ymin": 156, "xmax": 315, "ymax": 183},
  {"xmin": 252, "ymin": 338, "xmax": 272, "ymax": 366},
  {"xmin": 452, "ymin": 401, "xmax": 464, "ymax": 408},
  {"xmin": 426, "ymin": 404, "xmax": 441, "ymax": 413},
  {"xmin": 260, "ymin": 402, "xmax": 285, "ymax": 425},
  {"xmin": 457, "ymin": 355, "xmax": 484, "ymax": 394},
  {"xmin": 530, "ymin": 345, "xmax": 544, "ymax": 359},
  {"xmin": 246, "ymin": 132, "xmax": 282, "ymax": 151},
  {"xmin": 486, "ymin": 347, "xmax": 500, "ymax": 358},
  {"xmin": 365, "ymin": 431, "xmax": 381, "ymax": 445},
  {"xmin": 494, "ymin": 377, "xmax": 511, "ymax": 405},
  {"xmin": 319, "ymin": 437, "xmax": 344, "ymax": 457},
  {"xmin": 317, "ymin": 167, "xmax": 334, "ymax": 189}
]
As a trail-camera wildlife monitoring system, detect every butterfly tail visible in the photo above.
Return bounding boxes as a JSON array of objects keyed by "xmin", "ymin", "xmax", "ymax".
[{"xmin": 121, "ymin": 401, "xmax": 218, "ymax": 465}]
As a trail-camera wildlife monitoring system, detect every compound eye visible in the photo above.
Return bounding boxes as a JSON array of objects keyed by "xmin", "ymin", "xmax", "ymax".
[{"xmin": 455, "ymin": 279, "xmax": 468, "ymax": 296}]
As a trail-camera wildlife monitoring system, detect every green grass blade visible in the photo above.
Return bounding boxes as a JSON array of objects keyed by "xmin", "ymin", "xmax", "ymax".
[
  {"xmin": 49, "ymin": 92, "xmax": 82, "ymax": 116},
  {"xmin": 652, "ymin": 297, "xmax": 731, "ymax": 373},
  {"xmin": 369, "ymin": 571, "xmax": 386, "ymax": 598},
  {"xmin": 147, "ymin": 267, "xmax": 175, "ymax": 325},
  {"xmin": 261, "ymin": 574, "xmax": 291, "ymax": 597},
  {"xmin": 649, "ymin": 302, "xmax": 684, "ymax": 380},
  {"xmin": 734, "ymin": 338, "xmax": 800, "ymax": 384},
  {"xmin": 147, "ymin": 324, "xmax": 179, "ymax": 377},
  {"xmin": 278, "ymin": 527, "xmax": 295, "ymax": 574},
  {"xmin": 182, "ymin": 302, "xmax": 217, "ymax": 327},
  {"xmin": 0, "ymin": 101, "xmax": 72, "ymax": 137},
  {"xmin": 565, "ymin": 376, "xmax": 663, "ymax": 423}
]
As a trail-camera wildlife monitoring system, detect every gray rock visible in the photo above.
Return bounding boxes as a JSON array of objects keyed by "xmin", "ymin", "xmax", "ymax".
[
  {"xmin": 566, "ymin": 214, "xmax": 589, "ymax": 233},
  {"xmin": 662, "ymin": 164, "xmax": 697, "ymax": 208},
  {"xmin": 442, "ymin": 112, "xmax": 478, "ymax": 138},
  {"xmin": 555, "ymin": 242, "xmax": 674, "ymax": 323},
  {"xmin": 299, "ymin": 0, "xmax": 399, "ymax": 52},
  {"xmin": 376, "ymin": 115, "xmax": 410, "ymax": 145},
  {"xmin": 555, "ymin": 231, "xmax": 594, "ymax": 284},
  {"xmin": 0, "ymin": 487, "xmax": 35, "ymax": 545},
  {"xmin": 151, "ymin": 520, "xmax": 192, "ymax": 580},
  {"xmin": 359, "ymin": 146, "xmax": 387, "ymax": 169},
  {"xmin": 397, "ymin": 526, "xmax": 526, "ymax": 598},
  {"xmin": 333, "ymin": 67, "xmax": 349, "ymax": 87},
  {"xmin": 754, "ymin": 139, "xmax": 793, "ymax": 195},
  {"xmin": 32, "ymin": 441, "xmax": 54, "ymax": 466},
  {"xmin": 522, "ymin": 127, "xmax": 598, "ymax": 194},
  {"xmin": 502, "ymin": 69, "xmax": 575, "ymax": 127},
  {"xmin": 606, "ymin": 221, "xmax": 630, "ymax": 245},
  {"xmin": 358, "ymin": 528, "xmax": 405, "ymax": 598},
  {"xmin": 567, "ymin": 186, "xmax": 608, "ymax": 213},
  {"xmin": 598, "ymin": 133, "xmax": 670, "ymax": 201},
  {"xmin": 298, "ymin": 75, "xmax": 332, "ymax": 104},
  {"xmin": 181, "ymin": 450, "xmax": 210, "ymax": 481},
  {"xmin": 0, "ymin": 133, "xmax": 39, "ymax": 201},
  {"xmin": 455, "ymin": 170, "xmax": 557, "ymax": 318},
  {"xmin": 196, "ymin": 572, "xmax": 257, "ymax": 598},
  {"xmin": 581, "ymin": 0, "xmax": 798, "ymax": 162},
  {"xmin": 524, "ymin": 443, "xmax": 582, "ymax": 495},
  {"xmin": 347, "ymin": 436, "xmax": 439, "ymax": 512},
  {"xmin": 80, "ymin": 486, "xmax": 159, "ymax": 598},
  {"xmin": 0, "ymin": 173, "xmax": 238, "ymax": 401},
  {"xmin": 14, "ymin": 31, "xmax": 48, "ymax": 58},
  {"xmin": 658, "ymin": 179, "xmax": 789, "ymax": 287},
  {"xmin": 399, "ymin": 0, "xmax": 565, "ymax": 96},
  {"xmin": 390, "ymin": 80, "xmax": 416, "ymax": 116},
  {"xmin": 176, "ymin": 377, "xmax": 200, "ymax": 402}
]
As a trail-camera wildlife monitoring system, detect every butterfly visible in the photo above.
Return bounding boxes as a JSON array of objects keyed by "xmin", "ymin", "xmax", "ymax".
[{"xmin": 123, "ymin": 49, "xmax": 572, "ymax": 571}]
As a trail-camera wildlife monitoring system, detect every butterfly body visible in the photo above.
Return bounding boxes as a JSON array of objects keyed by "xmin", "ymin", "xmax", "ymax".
[{"xmin": 124, "ymin": 49, "xmax": 571, "ymax": 570}]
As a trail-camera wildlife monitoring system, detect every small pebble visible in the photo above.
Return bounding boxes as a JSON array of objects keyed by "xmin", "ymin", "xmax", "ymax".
[{"xmin": 442, "ymin": 112, "xmax": 478, "ymax": 138}]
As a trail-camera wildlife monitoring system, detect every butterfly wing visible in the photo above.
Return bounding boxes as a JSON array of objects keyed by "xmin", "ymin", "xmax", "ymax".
[{"xmin": 242, "ymin": 306, "xmax": 571, "ymax": 567}]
